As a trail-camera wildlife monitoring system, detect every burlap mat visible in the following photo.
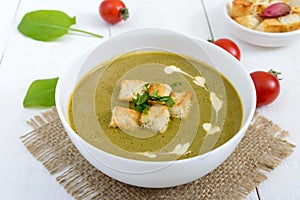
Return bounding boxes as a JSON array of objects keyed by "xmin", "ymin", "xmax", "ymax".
[{"xmin": 20, "ymin": 107, "xmax": 295, "ymax": 200}]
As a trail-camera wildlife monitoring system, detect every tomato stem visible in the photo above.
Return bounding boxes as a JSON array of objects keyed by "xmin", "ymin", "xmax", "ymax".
[
  {"xmin": 268, "ymin": 69, "xmax": 282, "ymax": 80},
  {"xmin": 120, "ymin": 8, "xmax": 129, "ymax": 21},
  {"xmin": 208, "ymin": 38, "xmax": 214, "ymax": 43}
]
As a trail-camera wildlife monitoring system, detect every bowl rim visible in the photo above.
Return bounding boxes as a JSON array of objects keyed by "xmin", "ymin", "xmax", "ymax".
[
  {"xmin": 56, "ymin": 28, "xmax": 256, "ymax": 166},
  {"xmin": 222, "ymin": 0, "xmax": 300, "ymax": 37}
]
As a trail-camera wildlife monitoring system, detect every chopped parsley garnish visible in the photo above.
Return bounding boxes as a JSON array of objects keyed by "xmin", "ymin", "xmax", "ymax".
[{"xmin": 132, "ymin": 84, "xmax": 175, "ymax": 114}]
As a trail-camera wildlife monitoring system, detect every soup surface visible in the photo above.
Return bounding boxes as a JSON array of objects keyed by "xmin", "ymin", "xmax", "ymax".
[{"xmin": 69, "ymin": 51, "xmax": 243, "ymax": 161}]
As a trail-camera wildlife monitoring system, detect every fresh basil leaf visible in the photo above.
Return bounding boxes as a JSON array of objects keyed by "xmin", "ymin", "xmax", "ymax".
[
  {"xmin": 133, "ymin": 86, "xmax": 175, "ymax": 113},
  {"xmin": 165, "ymin": 98, "xmax": 175, "ymax": 107},
  {"xmin": 23, "ymin": 77, "xmax": 58, "ymax": 108},
  {"xmin": 142, "ymin": 105, "xmax": 150, "ymax": 114},
  {"xmin": 133, "ymin": 105, "xmax": 144, "ymax": 113},
  {"xmin": 137, "ymin": 93, "xmax": 148, "ymax": 105},
  {"xmin": 132, "ymin": 97, "xmax": 137, "ymax": 104},
  {"xmin": 150, "ymin": 97, "xmax": 159, "ymax": 101},
  {"xmin": 145, "ymin": 83, "xmax": 150, "ymax": 87},
  {"xmin": 18, "ymin": 10, "xmax": 103, "ymax": 41},
  {"xmin": 159, "ymin": 96, "xmax": 172, "ymax": 101},
  {"xmin": 133, "ymin": 93, "xmax": 140, "ymax": 104},
  {"xmin": 150, "ymin": 90, "xmax": 158, "ymax": 97}
]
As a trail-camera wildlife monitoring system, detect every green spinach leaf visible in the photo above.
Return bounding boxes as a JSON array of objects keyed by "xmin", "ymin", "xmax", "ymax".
[
  {"xmin": 23, "ymin": 77, "xmax": 59, "ymax": 108},
  {"xmin": 18, "ymin": 10, "xmax": 103, "ymax": 41}
]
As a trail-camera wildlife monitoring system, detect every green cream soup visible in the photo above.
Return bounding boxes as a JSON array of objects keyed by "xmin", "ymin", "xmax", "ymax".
[{"xmin": 68, "ymin": 51, "xmax": 243, "ymax": 161}]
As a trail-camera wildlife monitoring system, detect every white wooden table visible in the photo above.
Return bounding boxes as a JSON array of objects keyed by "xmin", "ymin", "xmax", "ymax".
[{"xmin": 0, "ymin": 0, "xmax": 299, "ymax": 199}]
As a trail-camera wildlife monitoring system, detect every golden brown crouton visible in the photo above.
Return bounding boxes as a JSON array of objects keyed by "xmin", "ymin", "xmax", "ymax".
[
  {"xmin": 230, "ymin": 0, "xmax": 253, "ymax": 18},
  {"xmin": 140, "ymin": 105, "xmax": 170, "ymax": 133},
  {"xmin": 278, "ymin": 13, "xmax": 300, "ymax": 31},
  {"xmin": 251, "ymin": 3, "xmax": 266, "ymax": 16},
  {"xmin": 148, "ymin": 83, "xmax": 172, "ymax": 97},
  {"xmin": 169, "ymin": 90, "xmax": 193, "ymax": 119},
  {"xmin": 234, "ymin": 14, "xmax": 261, "ymax": 28},
  {"xmin": 109, "ymin": 106, "xmax": 141, "ymax": 131},
  {"xmin": 255, "ymin": 18, "xmax": 283, "ymax": 32},
  {"xmin": 118, "ymin": 80, "xmax": 147, "ymax": 101},
  {"xmin": 291, "ymin": 6, "xmax": 300, "ymax": 15}
]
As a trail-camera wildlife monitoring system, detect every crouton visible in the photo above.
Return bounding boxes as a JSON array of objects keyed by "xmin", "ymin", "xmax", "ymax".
[
  {"xmin": 234, "ymin": 14, "xmax": 261, "ymax": 28},
  {"xmin": 255, "ymin": 18, "xmax": 283, "ymax": 32},
  {"xmin": 251, "ymin": 3, "xmax": 266, "ymax": 16},
  {"xmin": 230, "ymin": 0, "xmax": 253, "ymax": 18},
  {"xmin": 140, "ymin": 105, "xmax": 170, "ymax": 133},
  {"xmin": 291, "ymin": 6, "xmax": 300, "ymax": 15},
  {"xmin": 148, "ymin": 83, "xmax": 172, "ymax": 97},
  {"xmin": 109, "ymin": 106, "xmax": 141, "ymax": 131},
  {"xmin": 118, "ymin": 80, "xmax": 147, "ymax": 101},
  {"xmin": 278, "ymin": 13, "xmax": 300, "ymax": 31},
  {"xmin": 169, "ymin": 90, "xmax": 193, "ymax": 119}
]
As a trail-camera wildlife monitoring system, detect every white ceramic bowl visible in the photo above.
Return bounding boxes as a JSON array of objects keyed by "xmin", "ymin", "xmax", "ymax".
[
  {"xmin": 222, "ymin": 0, "xmax": 300, "ymax": 47},
  {"xmin": 56, "ymin": 28, "xmax": 256, "ymax": 188}
]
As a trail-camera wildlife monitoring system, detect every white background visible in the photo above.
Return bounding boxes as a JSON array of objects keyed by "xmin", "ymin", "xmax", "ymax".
[{"xmin": 0, "ymin": 0, "xmax": 299, "ymax": 199}]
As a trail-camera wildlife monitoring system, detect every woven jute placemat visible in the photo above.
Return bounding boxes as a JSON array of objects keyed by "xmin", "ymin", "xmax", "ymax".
[{"xmin": 20, "ymin": 107, "xmax": 295, "ymax": 200}]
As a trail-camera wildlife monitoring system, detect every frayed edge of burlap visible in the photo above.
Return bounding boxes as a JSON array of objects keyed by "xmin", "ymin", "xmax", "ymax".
[
  {"xmin": 20, "ymin": 107, "xmax": 109, "ymax": 200},
  {"xmin": 205, "ymin": 112, "xmax": 295, "ymax": 200},
  {"xmin": 20, "ymin": 108, "xmax": 295, "ymax": 200},
  {"xmin": 21, "ymin": 107, "xmax": 67, "ymax": 175}
]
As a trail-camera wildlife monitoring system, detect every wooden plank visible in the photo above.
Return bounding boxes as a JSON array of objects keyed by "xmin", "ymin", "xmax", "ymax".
[
  {"xmin": 1, "ymin": 0, "xmax": 299, "ymax": 199},
  {"xmin": 202, "ymin": 0, "xmax": 300, "ymax": 199},
  {"xmin": 0, "ymin": 0, "xmax": 20, "ymax": 65},
  {"xmin": 0, "ymin": 0, "xmax": 108, "ymax": 199},
  {"xmin": 247, "ymin": 190, "xmax": 260, "ymax": 200},
  {"xmin": 110, "ymin": 0, "xmax": 260, "ymax": 199},
  {"xmin": 109, "ymin": 0, "xmax": 210, "ymax": 38}
]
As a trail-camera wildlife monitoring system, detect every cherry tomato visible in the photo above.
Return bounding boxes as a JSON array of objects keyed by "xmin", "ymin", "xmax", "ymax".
[
  {"xmin": 99, "ymin": 0, "xmax": 129, "ymax": 24},
  {"xmin": 213, "ymin": 38, "xmax": 241, "ymax": 60},
  {"xmin": 250, "ymin": 70, "xmax": 281, "ymax": 107}
]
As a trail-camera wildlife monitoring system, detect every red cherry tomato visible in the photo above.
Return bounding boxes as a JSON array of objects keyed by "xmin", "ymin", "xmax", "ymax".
[
  {"xmin": 213, "ymin": 38, "xmax": 241, "ymax": 60},
  {"xmin": 99, "ymin": 0, "xmax": 129, "ymax": 24},
  {"xmin": 250, "ymin": 70, "xmax": 281, "ymax": 107}
]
